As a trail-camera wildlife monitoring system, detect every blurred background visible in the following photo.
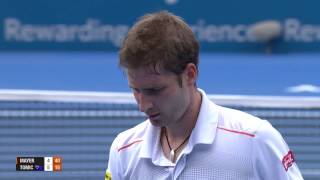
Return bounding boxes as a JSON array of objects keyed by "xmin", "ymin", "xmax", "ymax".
[{"xmin": 0, "ymin": 0, "xmax": 319, "ymax": 179}]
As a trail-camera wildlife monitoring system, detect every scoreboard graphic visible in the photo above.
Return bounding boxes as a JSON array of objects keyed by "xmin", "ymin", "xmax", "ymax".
[{"xmin": 16, "ymin": 157, "xmax": 62, "ymax": 171}]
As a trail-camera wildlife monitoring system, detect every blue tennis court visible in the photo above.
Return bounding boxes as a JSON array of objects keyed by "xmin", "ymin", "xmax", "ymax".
[{"xmin": 0, "ymin": 52, "xmax": 319, "ymax": 96}]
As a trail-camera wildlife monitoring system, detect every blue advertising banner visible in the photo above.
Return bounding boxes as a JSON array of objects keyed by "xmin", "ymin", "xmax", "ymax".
[{"xmin": 1, "ymin": 0, "xmax": 320, "ymax": 52}]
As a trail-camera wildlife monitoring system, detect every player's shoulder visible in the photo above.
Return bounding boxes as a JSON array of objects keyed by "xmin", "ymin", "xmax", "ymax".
[
  {"xmin": 216, "ymin": 105, "xmax": 286, "ymax": 146},
  {"xmin": 216, "ymin": 105, "xmax": 267, "ymax": 137},
  {"xmin": 112, "ymin": 120, "xmax": 149, "ymax": 152}
]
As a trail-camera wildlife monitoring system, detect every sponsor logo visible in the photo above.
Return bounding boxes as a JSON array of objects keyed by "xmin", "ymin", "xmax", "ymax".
[{"xmin": 282, "ymin": 151, "xmax": 295, "ymax": 171}]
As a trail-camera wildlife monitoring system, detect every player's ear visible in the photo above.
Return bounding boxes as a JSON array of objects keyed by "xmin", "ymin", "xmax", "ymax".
[{"xmin": 184, "ymin": 63, "xmax": 198, "ymax": 86}]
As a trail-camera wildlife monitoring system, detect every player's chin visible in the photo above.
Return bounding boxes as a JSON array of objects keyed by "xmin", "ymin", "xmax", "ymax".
[
  {"xmin": 149, "ymin": 117, "xmax": 164, "ymax": 127},
  {"xmin": 149, "ymin": 119, "xmax": 161, "ymax": 126}
]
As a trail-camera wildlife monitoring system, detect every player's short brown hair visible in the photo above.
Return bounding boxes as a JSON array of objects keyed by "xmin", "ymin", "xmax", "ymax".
[{"xmin": 119, "ymin": 11, "xmax": 199, "ymax": 76}]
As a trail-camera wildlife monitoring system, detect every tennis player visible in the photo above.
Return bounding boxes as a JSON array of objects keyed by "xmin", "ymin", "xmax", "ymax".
[{"xmin": 106, "ymin": 11, "xmax": 303, "ymax": 180}]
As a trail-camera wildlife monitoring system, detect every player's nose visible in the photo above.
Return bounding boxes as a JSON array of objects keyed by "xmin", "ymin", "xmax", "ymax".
[{"xmin": 136, "ymin": 93, "xmax": 153, "ymax": 113}]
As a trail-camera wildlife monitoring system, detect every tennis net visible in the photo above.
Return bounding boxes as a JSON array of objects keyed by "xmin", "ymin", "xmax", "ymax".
[{"xmin": 0, "ymin": 89, "xmax": 319, "ymax": 180}]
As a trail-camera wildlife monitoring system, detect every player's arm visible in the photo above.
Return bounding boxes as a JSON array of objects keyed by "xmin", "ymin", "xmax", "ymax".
[{"xmin": 253, "ymin": 120, "xmax": 304, "ymax": 180}]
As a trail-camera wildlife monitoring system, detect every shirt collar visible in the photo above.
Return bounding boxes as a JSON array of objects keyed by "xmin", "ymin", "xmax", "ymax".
[
  {"xmin": 188, "ymin": 89, "xmax": 219, "ymax": 147},
  {"xmin": 139, "ymin": 122, "xmax": 173, "ymax": 166},
  {"xmin": 139, "ymin": 122, "xmax": 158, "ymax": 159}
]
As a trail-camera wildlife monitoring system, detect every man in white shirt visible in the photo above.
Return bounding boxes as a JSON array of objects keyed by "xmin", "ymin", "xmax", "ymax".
[{"xmin": 106, "ymin": 11, "xmax": 303, "ymax": 180}]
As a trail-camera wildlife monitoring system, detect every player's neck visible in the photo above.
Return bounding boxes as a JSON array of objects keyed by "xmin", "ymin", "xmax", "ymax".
[
  {"xmin": 165, "ymin": 90, "xmax": 202, "ymax": 141},
  {"xmin": 161, "ymin": 90, "xmax": 201, "ymax": 163}
]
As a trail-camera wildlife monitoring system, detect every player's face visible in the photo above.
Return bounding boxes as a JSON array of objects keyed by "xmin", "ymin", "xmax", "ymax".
[{"xmin": 127, "ymin": 67, "xmax": 191, "ymax": 127}]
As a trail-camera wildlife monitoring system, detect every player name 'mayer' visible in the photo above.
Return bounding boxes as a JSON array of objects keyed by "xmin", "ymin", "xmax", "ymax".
[{"xmin": 19, "ymin": 158, "xmax": 35, "ymax": 164}]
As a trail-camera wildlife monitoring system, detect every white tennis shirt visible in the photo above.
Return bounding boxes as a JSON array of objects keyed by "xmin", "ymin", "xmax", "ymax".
[{"xmin": 106, "ymin": 89, "xmax": 303, "ymax": 180}]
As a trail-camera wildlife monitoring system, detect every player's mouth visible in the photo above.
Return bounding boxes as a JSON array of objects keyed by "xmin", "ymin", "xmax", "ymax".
[{"xmin": 148, "ymin": 113, "xmax": 160, "ymax": 121}]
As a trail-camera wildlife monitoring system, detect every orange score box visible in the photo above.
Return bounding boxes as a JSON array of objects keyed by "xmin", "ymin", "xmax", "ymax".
[
  {"xmin": 53, "ymin": 157, "xmax": 62, "ymax": 164},
  {"xmin": 53, "ymin": 164, "xmax": 62, "ymax": 171},
  {"xmin": 53, "ymin": 156, "xmax": 62, "ymax": 171}
]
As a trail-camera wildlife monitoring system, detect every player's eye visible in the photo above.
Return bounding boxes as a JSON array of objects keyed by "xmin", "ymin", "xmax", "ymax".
[{"xmin": 143, "ymin": 87, "xmax": 164, "ymax": 95}]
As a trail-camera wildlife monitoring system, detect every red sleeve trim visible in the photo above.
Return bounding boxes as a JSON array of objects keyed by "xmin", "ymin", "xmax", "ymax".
[
  {"xmin": 217, "ymin": 126, "xmax": 255, "ymax": 137},
  {"xmin": 117, "ymin": 139, "xmax": 143, "ymax": 152}
]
